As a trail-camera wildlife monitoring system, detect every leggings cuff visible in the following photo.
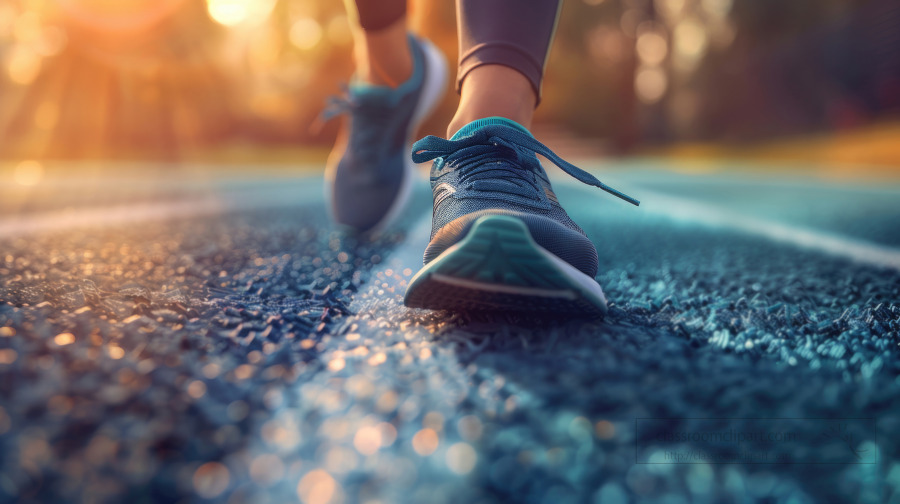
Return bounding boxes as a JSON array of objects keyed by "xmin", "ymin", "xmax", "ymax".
[
  {"xmin": 354, "ymin": 0, "xmax": 406, "ymax": 31},
  {"xmin": 457, "ymin": 43, "xmax": 545, "ymax": 106}
]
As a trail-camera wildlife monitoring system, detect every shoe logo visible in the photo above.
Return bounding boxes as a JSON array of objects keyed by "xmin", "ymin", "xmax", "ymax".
[
  {"xmin": 430, "ymin": 160, "xmax": 455, "ymax": 178},
  {"xmin": 432, "ymin": 182, "xmax": 456, "ymax": 209}
]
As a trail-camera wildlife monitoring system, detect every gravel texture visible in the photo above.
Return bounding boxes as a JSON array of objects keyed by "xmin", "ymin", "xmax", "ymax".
[{"xmin": 0, "ymin": 174, "xmax": 899, "ymax": 504}]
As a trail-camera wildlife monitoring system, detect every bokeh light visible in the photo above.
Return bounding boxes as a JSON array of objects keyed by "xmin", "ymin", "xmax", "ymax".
[
  {"xmin": 0, "ymin": 0, "xmax": 893, "ymax": 170},
  {"xmin": 327, "ymin": 357, "xmax": 345, "ymax": 371},
  {"xmin": 54, "ymin": 333, "xmax": 75, "ymax": 346},
  {"xmin": 13, "ymin": 10, "xmax": 43, "ymax": 42},
  {"xmin": 673, "ymin": 18, "xmax": 708, "ymax": 70},
  {"xmin": 206, "ymin": 0, "xmax": 247, "ymax": 26},
  {"xmin": 445, "ymin": 443, "xmax": 477, "ymax": 474},
  {"xmin": 206, "ymin": 0, "xmax": 277, "ymax": 27},
  {"xmin": 290, "ymin": 17, "xmax": 323, "ymax": 50},
  {"xmin": 13, "ymin": 160, "xmax": 44, "ymax": 186},
  {"xmin": 7, "ymin": 46, "xmax": 41, "ymax": 85},
  {"xmin": 655, "ymin": 0, "xmax": 686, "ymax": 21},
  {"xmin": 108, "ymin": 345, "xmax": 125, "ymax": 359},
  {"xmin": 636, "ymin": 30, "xmax": 668, "ymax": 66},
  {"xmin": 353, "ymin": 425, "xmax": 382, "ymax": 455},
  {"xmin": 0, "ymin": 349, "xmax": 18, "ymax": 365},
  {"xmin": 187, "ymin": 380, "xmax": 207, "ymax": 398},
  {"xmin": 635, "ymin": 65, "xmax": 668, "ymax": 103},
  {"xmin": 192, "ymin": 462, "xmax": 230, "ymax": 499},
  {"xmin": 411, "ymin": 428, "xmax": 439, "ymax": 456},
  {"xmin": 297, "ymin": 469, "xmax": 338, "ymax": 504}
]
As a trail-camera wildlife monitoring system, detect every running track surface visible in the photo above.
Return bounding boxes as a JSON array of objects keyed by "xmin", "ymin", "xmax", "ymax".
[{"xmin": 0, "ymin": 162, "xmax": 898, "ymax": 503}]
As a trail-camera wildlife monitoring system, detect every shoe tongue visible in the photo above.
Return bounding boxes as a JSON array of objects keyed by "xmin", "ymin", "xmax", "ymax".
[{"xmin": 450, "ymin": 117, "xmax": 533, "ymax": 140}]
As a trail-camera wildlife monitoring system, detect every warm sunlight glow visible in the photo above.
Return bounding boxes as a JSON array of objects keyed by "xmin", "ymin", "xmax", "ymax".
[
  {"xmin": 7, "ymin": 47, "xmax": 41, "ymax": 85},
  {"xmin": 59, "ymin": 0, "xmax": 186, "ymax": 34},
  {"xmin": 206, "ymin": 0, "xmax": 276, "ymax": 27},
  {"xmin": 33, "ymin": 26, "xmax": 68, "ymax": 57},
  {"xmin": 14, "ymin": 11, "xmax": 43, "ymax": 43},
  {"xmin": 14, "ymin": 160, "xmax": 44, "ymax": 186},
  {"xmin": 326, "ymin": 15, "xmax": 351, "ymax": 46},
  {"xmin": 34, "ymin": 102, "xmax": 59, "ymax": 131},
  {"xmin": 0, "ymin": 5, "xmax": 16, "ymax": 36},
  {"xmin": 206, "ymin": 0, "xmax": 247, "ymax": 26},
  {"xmin": 290, "ymin": 17, "xmax": 322, "ymax": 50}
]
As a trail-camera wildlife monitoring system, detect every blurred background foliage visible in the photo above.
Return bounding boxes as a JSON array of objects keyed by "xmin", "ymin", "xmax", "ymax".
[{"xmin": 0, "ymin": 0, "xmax": 897, "ymax": 163}]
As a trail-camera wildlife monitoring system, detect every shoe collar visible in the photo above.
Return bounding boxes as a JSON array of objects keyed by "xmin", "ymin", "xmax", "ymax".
[
  {"xmin": 347, "ymin": 34, "xmax": 425, "ymax": 106},
  {"xmin": 450, "ymin": 116, "xmax": 532, "ymax": 140}
]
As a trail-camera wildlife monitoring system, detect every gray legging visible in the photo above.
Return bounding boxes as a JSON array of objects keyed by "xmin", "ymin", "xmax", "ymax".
[{"xmin": 353, "ymin": 0, "xmax": 562, "ymax": 103}]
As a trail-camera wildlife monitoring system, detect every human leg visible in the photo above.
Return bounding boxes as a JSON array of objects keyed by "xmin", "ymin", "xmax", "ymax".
[
  {"xmin": 325, "ymin": 1, "xmax": 447, "ymax": 233},
  {"xmin": 447, "ymin": 0, "xmax": 562, "ymax": 135},
  {"xmin": 345, "ymin": 0, "xmax": 412, "ymax": 87},
  {"xmin": 404, "ymin": 0, "xmax": 639, "ymax": 315}
]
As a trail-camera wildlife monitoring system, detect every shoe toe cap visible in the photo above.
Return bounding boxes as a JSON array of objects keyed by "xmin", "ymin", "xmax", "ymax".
[{"xmin": 424, "ymin": 209, "xmax": 599, "ymax": 277}]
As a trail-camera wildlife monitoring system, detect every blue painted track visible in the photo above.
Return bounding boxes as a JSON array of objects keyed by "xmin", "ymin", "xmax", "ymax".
[{"xmin": 0, "ymin": 164, "xmax": 898, "ymax": 503}]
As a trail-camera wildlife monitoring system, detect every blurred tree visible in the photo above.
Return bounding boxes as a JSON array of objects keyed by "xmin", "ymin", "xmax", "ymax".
[
  {"xmin": 0, "ymin": 0, "xmax": 237, "ymax": 159},
  {"xmin": 0, "ymin": 0, "xmax": 895, "ymax": 161}
]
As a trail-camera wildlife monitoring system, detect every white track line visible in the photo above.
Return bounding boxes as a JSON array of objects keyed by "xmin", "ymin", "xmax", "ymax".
[
  {"xmin": 7, "ymin": 174, "xmax": 899, "ymax": 273},
  {"xmin": 0, "ymin": 183, "xmax": 318, "ymax": 238},
  {"xmin": 641, "ymin": 190, "xmax": 900, "ymax": 271},
  {"xmin": 568, "ymin": 174, "xmax": 900, "ymax": 272},
  {"xmin": 348, "ymin": 208, "xmax": 432, "ymax": 314}
]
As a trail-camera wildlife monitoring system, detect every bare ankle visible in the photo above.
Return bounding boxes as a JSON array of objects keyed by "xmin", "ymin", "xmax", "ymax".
[
  {"xmin": 447, "ymin": 65, "xmax": 536, "ymax": 137},
  {"xmin": 353, "ymin": 18, "xmax": 412, "ymax": 88}
]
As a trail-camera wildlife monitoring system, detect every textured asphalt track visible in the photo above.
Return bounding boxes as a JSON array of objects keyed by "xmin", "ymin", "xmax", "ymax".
[{"xmin": 0, "ymin": 163, "xmax": 899, "ymax": 503}]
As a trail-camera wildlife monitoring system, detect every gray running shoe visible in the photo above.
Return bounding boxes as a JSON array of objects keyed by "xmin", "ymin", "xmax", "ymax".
[{"xmin": 324, "ymin": 34, "xmax": 447, "ymax": 234}]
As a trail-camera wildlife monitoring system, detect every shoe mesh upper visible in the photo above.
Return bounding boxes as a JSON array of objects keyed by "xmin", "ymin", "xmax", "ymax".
[
  {"xmin": 413, "ymin": 118, "xmax": 639, "ymax": 277},
  {"xmin": 325, "ymin": 35, "xmax": 429, "ymax": 232}
]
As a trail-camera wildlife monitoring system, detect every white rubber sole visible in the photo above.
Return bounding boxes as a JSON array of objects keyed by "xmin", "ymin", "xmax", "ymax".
[{"xmin": 404, "ymin": 215, "xmax": 608, "ymax": 315}]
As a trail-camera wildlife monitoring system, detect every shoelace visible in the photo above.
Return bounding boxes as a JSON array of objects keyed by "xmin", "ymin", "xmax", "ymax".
[{"xmin": 412, "ymin": 126, "xmax": 640, "ymax": 206}]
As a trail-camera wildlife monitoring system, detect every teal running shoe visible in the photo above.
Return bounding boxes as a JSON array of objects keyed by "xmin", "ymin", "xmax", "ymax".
[
  {"xmin": 324, "ymin": 34, "xmax": 447, "ymax": 234},
  {"xmin": 404, "ymin": 117, "xmax": 639, "ymax": 315}
]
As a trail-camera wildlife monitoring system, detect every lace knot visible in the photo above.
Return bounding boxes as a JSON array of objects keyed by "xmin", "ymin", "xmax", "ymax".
[{"xmin": 412, "ymin": 126, "xmax": 640, "ymax": 206}]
